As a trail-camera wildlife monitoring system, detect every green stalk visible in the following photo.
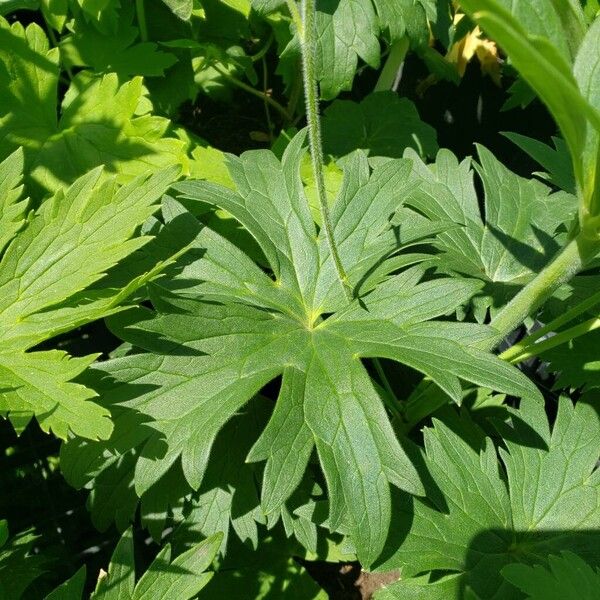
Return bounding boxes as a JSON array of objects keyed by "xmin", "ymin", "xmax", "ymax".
[
  {"xmin": 299, "ymin": 0, "xmax": 352, "ymax": 300},
  {"xmin": 502, "ymin": 316, "xmax": 600, "ymax": 364},
  {"xmin": 480, "ymin": 232, "xmax": 598, "ymax": 352},
  {"xmin": 501, "ymin": 288, "xmax": 600, "ymax": 362},
  {"xmin": 136, "ymin": 0, "xmax": 148, "ymax": 42},
  {"xmin": 374, "ymin": 37, "xmax": 409, "ymax": 92}
]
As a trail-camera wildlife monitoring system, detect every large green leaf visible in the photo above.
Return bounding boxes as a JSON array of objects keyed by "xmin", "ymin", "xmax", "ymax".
[
  {"xmin": 321, "ymin": 92, "xmax": 437, "ymax": 160},
  {"xmin": 60, "ymin": 2, "xmax": 178, "ymax": 77},
  {"xmin": 375, "ymin": 396, "xmax": 600, "ymax": 598},
  {"xmin": 402, "ymin": 146, "xmax": 578, "ymax": 321},
  {"xmin": 70, "ymin": 133, "xmax": 540, "ymax": 566},
  {"xmin": 0, "ymin": 17, "xmax": 187, "ymax": 196},
  {"xmin": 0, "ymin": 159, "xmax": 180, "ymax": 440}
]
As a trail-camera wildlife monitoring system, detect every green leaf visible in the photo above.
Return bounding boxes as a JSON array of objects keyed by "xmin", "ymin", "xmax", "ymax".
[
  {"xmin": 196, "ymin": 527, "xmax": 326, "ymax": 599},
  {"xmin": 60, "ymin": 3, "xmax": 178, "ymax": 77},
  {"xmin": 0, "ymin": 0, "xmax": 38, "ymax": 14},
  {"xmin": 460, "ymin": 0, "xmax": 600, "ymax": 192},
  {"xmin": 0, "ymin": 524, "xmax": 50, "ymax": 599},
  {"xmin": 543, "ymin": 330, "xmax": 600, "ymax": 390},
  {"xmin": 0, "ymin": 18, "xmax": 187, "ymax": 195},
  {"xmin": 321, "ymin": 92, "xmax": 438, "ymax": 160},
  {"xmin": 161, "ymin": 0, "xmax": 193, "ymax": 20},
  {"xmin": 92, "ymin": 528, "xmax": 220, "ymax": 600},
  {"xmin": 0, "ymin": 166, "xmax": 180, "ymax": 439},
  {"xmin": 0, "ymin": 149, "xmax": 27, "ymax": 256},
  {"xmin": 77, "ymin": 0, "xmax": 120, "ymax": 35},
  {"xmin": 403, "ymin": 146, "xmax": 578, "ymax": 321},
  {"xmin": 376, "ymin": 397, "xmax": 600, "ymax": 598},
  {"xmin": 574, "ymin": 17, "xmax": 600, "ymax": 223},
  {"xmin": 502, "ymin": 132, "xmax": 575, "ymax": 193},
  {"xmin": 75, "ymin": 133, "xmax": 540, "ymax": 566},
  {"xmin": 92, "ymin": 528, "xmax": 135, "ymax": 600},
  {"xmin": 257, "ymin": 0, "xmax": 430, "ymax": 98},
  {"xmin": 133, "ymin": 534, "xmax": 221, "ymax": 600},
  {"xmin": 502, "ymin": 551, "xmax": 600, "ymax": 600},
  {"xmin": 46, "ymin": 565, "xmax": 87, "ymax": 600}
]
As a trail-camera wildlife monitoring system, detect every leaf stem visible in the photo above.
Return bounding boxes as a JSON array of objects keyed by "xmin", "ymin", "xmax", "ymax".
[
  {"xmin": 299, "ymin": 0, "xmax": 352, "ymax": 300},
  {"xmin": 136, "ymin": 0, "xmax": 148, "ymax": 42},
  {"xmin": 500, "ymin": 288, "xmax": 600, "ymax": 362},
  {"xmin": 212, "ymin": 64, "xmax": 292, "ymax": 122},
  {"xmin": 480, "ymin": 232, "xmax": 599, "ymax": 352},
  {"xmin": 374, "ymin": 37, "xmax": 409, "ymax": 92},
  {"xmin": 501, "ymin": 316, "xmax": 600, "ymax": 364}
]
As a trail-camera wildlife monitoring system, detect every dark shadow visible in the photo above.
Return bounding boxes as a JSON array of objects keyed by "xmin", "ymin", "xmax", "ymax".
[
  {"xmin": 457, "ymin": 528, "xmax": 600, "ymax": 599},
  {"xmin": 486, "ymin": 223, "xmax": 560, "ymax": 275}
]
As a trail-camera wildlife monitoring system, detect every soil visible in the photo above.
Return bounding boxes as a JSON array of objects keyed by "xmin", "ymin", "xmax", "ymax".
[{"xmin": 298, "ymin": 559, "xmax": 400, "ymax": 599}]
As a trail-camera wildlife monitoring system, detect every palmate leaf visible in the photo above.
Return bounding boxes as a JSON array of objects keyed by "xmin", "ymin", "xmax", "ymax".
[
  {"xmin": 375, "ymin": 395, "xmax": 600, "ymax": 599},
  {"xmin": 60, "ymin": 2, "xmax": 178, "ymax": 77},
  {"xmin": 73, "ymin": 132, "xmax": 541, "ymax": 567},
  {"xmin": 402, "ymin": 146, "xmax": 578, "ymax": 321},
  {"xmin": 0, "ymin": 17, "xmax": 187, "ymax": 196},
  {"xmin": 321, "ymin": 92, "xmax": 438, "ymax": 160},
  {"xmin": 0, "ymin": 158, "xmax": 180, "ymax": 440}
]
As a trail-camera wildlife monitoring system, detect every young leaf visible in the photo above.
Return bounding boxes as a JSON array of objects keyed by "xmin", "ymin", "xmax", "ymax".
[
  {"xmin": 0, "ymin": 164, "xmax": 180, "ymax": 440},
  {"xmin": 403, "ymin": 146, "xmax": 578, "ymax": 321},
  {"xmin": 81, "ymin": 133, "xmax": 539, "ymax": 566},
  {"xmin": 0, "ymin": 18, "xmax": 187, "ymax": 195},
  {"xmin": 376, "ymin": 396, "xmax": 600, "ymax": 598},
  {"xmin": 502, "ymin": 551, "xmax": 600, "ymax": 600}
]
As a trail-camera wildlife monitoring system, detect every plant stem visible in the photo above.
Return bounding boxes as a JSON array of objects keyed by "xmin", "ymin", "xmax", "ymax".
[
  {"xmin": 480, "ymin": 233, "xmax": 598, "ymax": 352},
  {"xmin": 501, "ymin": 316, "xmax": 600, "ymax": 364},
  {"xmin": 299, "ymin": 0, "xmax": 352, "ymax": 300},
  {"xmin": 136, "ymin": 0, "xmax": 148, "ymax": 42},
  {"xmin": 374, "ymin": 37, "xmax": 409, "ymax": 92},
  {"xmin": 212, "ymin": 64, "xmax": 292, "ymax": 122},
  {"xmin": 501, "ymin": 288, "xmax": 600, "ymax": 362}
]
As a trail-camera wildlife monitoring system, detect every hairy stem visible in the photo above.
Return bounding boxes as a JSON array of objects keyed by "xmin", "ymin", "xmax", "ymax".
[
  {"xmin": 299, "ymin": 0, "xmax": 352, "ymax": 300},
  {"xmin": 480, "ymin": 232, "xmax": 599, "ymax": 352}
]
